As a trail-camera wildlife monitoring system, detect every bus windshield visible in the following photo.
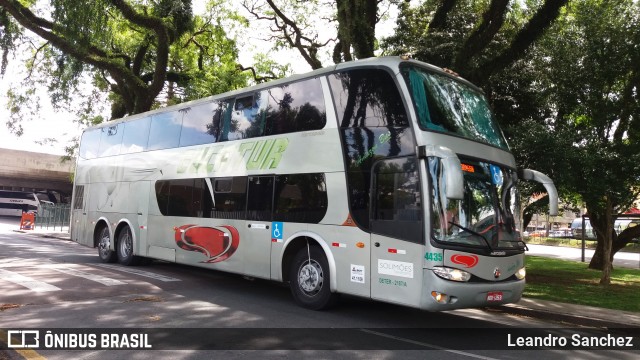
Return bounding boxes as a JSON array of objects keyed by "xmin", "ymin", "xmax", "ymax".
[
  {"xmin": 429, "ymin": 158, "xmax": 524, "ymax": 251},
  {"xmin": 402, "ymin": 65, "xmax": 509, "ymax": 150}
]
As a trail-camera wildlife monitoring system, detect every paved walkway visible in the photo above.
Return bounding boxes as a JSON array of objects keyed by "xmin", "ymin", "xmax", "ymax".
[{"xmin": 8, "ymin": 227, "xmax": 640, "ymax": 328}]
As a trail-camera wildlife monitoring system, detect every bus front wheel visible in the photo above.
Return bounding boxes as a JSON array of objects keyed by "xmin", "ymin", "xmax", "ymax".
[
  {"xmin": 289, "ymin": 245, "xmax": 339, "ymax": 310},
  {"xmin": 97, "ymin": 226, "xmax": 116, "ymax": 263}
]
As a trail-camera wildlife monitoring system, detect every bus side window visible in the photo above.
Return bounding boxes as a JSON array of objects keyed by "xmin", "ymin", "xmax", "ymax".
[
  {"xmin": 121, "ymin": 117, "xmax": 151, "ymax": 154},
  {"xmin": 155, "ymin": 179, "xmax": 209, "ymax": 218},
  {"xmin": 371, "ymin": 157, "xmax": 423, "ymax": 243},
  {"xmin": 179, "ymin": 101, "xmax": 230, "ymax": 147},
  {"xmin": 273, "ymin": 173, "xmax": 328, "ymax": 223},
  {"xmin": 79, "ymin": 129, "xmax": 102, "ymax": 159},
  {"xmin": 229, "ymin": 92, "xmax": 268, "ymax": 140},
  {"xmin": 246, "ymin": 176, "xmax": 274, "ymax": 221},
  {"xmin": 211, "ymin": 177, "xmax": 247, "ymax": 220},
  {"xmin": 265, "ymin": 78, "xmax": 326, "ymax": 136},
  {"xmin": 98, "ymin": 124, "xmax": 124, "ymax": 157},
  {"xmin": 148, "ymin": 112, "xmax": 183, "ymax": 151}
]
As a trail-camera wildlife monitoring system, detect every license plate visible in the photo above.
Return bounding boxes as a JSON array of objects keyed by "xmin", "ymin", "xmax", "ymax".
[{"xmin": 486, "ymin": 291, "xmax": 503, "ymax": 302}]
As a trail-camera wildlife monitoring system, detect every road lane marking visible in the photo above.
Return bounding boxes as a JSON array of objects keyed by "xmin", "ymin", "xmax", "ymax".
[
  {"xmin": 0, "ymin": 268, "xmax": 61, "ymax": 292},
  {"xmin": 359, "ymin": 329, "xmax": 499, "ymax": 359},
  {"xmin": 93, "ymin": 264, "xmax": 181, "ymax": 282},
  {"xmin": 45, "ymin": 266, "xmax": 126, "ymax": 286}
]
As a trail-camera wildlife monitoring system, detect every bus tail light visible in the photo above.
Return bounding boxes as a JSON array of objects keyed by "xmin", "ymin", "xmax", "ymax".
[{"xmin": 432, "ymin": 266, "xmax": 471, "ymax": 282}]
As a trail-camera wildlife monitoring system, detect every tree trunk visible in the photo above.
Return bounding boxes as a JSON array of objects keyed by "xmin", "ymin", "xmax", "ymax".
[{"xmin": 586, "ymin": 200, "xmax": 614, "ymax": 285}]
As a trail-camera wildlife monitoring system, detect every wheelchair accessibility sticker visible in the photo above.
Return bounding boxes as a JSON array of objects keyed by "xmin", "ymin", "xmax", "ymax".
[
  {"xmin": 271, "ymin": 222, "xmax": 283, "ymax": 243},
  {"xmin": 490, "ymin": 164, "xmax": 503, "ymax": 186}
]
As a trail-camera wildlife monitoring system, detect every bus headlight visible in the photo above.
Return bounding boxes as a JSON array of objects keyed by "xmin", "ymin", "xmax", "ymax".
[
  {"xmin": 432, "ymin": 266, "xmax": 471, "ymax": 282},
  {"xmin": 515, "ymin": 267, "xmax": 526, "ymax": 280}
]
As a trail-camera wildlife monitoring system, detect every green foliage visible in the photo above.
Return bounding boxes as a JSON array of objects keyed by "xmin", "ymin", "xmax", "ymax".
[
  {"xmin": 382, "ymin": 0, "xmax": 639, "ymax": 279},
  {"xmin": 0, "ymin": 6, "xmax": 21, "ymax": 74},
  {"xmin": 0, "ymin": 0, "xmax": 291, "ymax": 138},
  {"xmin": 527, "ymin": 0, "xmax": 640, "ymax": 216}
]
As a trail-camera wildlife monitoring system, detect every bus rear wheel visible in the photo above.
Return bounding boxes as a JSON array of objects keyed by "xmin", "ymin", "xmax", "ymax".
[
  {"xmin": 289, "ymin": 245, "xmax": 339, "ymax": 310},
  {"xmin": 97, "ymin": 226, "xmax": 116, "ymax": 263},
  {"xmin": 117, "ymin": 226, "xmax": 140, "ymax": 266}
]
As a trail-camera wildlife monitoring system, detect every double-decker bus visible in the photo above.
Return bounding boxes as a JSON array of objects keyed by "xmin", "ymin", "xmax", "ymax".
[{"xmin": 71, "ymin": 56, "xmax": 558, "ymax": 311}]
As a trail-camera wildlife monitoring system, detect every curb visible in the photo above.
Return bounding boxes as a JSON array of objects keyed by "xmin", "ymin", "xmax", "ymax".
[{"xmin": 13, "ymin": 229, "xmax": 71, "ymax": 241}]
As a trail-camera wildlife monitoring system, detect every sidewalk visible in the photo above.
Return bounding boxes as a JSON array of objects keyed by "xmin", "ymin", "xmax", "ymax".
[{"xmin": 12, "ymin": 227, "xmax": 640, "ymax": 329}]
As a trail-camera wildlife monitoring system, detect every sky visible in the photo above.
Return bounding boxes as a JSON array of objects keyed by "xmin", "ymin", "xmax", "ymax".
[{"xmin": 0, "ymin": 2, "xmax": 398, "ymax": 156}]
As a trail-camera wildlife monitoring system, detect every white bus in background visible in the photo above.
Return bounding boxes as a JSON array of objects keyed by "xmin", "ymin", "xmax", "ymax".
[
  {"xmin": 0, "ymin": 190, "xmax": 40, "ymax": 216},
  {"xmin": 71, "ymin": 56, "xmax": 558, "ymax": 311}
]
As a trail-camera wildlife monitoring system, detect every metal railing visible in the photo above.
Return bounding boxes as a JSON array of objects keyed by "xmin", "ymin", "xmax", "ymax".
[{"xmin": 36, "ymin": 203, "xmax": 71, "ymax": 232}]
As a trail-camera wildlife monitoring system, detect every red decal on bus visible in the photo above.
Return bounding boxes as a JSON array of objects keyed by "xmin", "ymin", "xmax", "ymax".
[
  {"xmin": 451, "ymin": 254, "xmax": 479, "ymax": 268},
  {"xmin": 174, "ymin": 225, "xmax": 240, "ymax": 263}
]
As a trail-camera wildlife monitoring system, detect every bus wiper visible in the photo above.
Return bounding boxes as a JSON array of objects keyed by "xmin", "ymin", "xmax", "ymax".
[{"xmin": 448, "ymin": 221, "xmax": 492, "ymax": 251}]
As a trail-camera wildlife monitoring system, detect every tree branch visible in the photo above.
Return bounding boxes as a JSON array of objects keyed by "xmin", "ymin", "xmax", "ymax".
[
  {"xmin": 454, "ymin": 0, "xmax": 509, "ymax": 72},
  {"xmin": 236, "ymin": 64, "xmax": 278, "ymax": 83},
  {"xmin": 475, "ymin": 0, "xmax": 569, "ymax": 82},
  {"xmin": 108, "ymin": 0, "xmax": 172, "ymax": 111},
  {"xmin": 243, "ymin": 0, "xmax": 325, "ymax": 70},
  {"xmin": 428, "ymin": 0, "xmax": 458, "ymax": 31},
  {"xmin": 0, "ymin": 0, "xmax": 144, "ymax": 90}
]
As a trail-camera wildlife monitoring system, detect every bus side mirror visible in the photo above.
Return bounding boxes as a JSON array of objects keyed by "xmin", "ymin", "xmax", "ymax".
[
  {"xmin": 418, "ymin": 145, "xmax": 464, "ymax": 200},
  {"xmin": 518, "ymin": 169, "xmax": 559, "ymax": 216}
]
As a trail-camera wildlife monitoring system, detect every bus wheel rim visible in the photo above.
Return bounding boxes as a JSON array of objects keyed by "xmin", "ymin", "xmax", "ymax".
[
  {"xmin": 98, "ymin": 232, "xmax": 110, "ymax": 257},
  {"xmin": 120, "ymin": 230, "xmax": 132, "ymax": 257},
  {"xmin": 298, "ymin": 260, "xmax": 323, "ymax": 295}
]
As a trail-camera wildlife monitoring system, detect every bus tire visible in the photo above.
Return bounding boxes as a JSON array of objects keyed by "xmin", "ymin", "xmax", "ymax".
[
  {"xmin": 289, "ymin": 245, "xmax": 339, "ymax": 310},
  {"xmin": 116, "ymin": 226, "xmax": 141, "ymax": 266},
  {"xmin": 97, "ymin": 226, "xmax": 116, "ymax": 263}
]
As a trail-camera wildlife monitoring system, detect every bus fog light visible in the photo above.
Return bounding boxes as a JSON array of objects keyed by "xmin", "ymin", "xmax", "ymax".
[
  {"xmin": 515, "ymin": 267, "xmax": 526, "ymax": 280},
  {"xmin": 431, "ymin": 291, "xmax": 448, "ymax": 304},
  {"xmin": 432, "ymin": 266, "xmax": 471, "ymax": 282}
]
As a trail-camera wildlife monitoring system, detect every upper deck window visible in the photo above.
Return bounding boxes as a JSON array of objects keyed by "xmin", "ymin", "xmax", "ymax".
[{"xmin": 402, "ymin": 65, "xmax": 509, "ymax": 150}]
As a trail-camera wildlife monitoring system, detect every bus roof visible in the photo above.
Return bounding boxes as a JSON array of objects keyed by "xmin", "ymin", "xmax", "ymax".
[{"xmin": 84, "ymin": 56, "xmax": 479, "ymax": 133}]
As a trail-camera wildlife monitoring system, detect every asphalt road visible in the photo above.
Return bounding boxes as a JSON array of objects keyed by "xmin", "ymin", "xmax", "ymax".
[{"xmin": 0, "ymin": 216, "xmax": 638, "ymax": 359}]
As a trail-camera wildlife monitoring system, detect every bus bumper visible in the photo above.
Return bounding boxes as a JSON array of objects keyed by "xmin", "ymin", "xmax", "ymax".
[{"xmin": 419, "ymin": 269, "xmax": 525, "ymax": 311}]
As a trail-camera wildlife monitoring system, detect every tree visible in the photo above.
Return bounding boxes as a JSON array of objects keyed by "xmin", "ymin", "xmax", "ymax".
[
  {"xmin": 527, "ymin": 0, "xmax": 640, "ymax": 284},
  {"xmin": 382, "ymin": 0, "xmax": 568, "ymax": 84},
  {"xmin": 241, "ymin": 0, "xmax": 401, "ymax": 70},
  {"xmin": 0, "ymin": 0, "xmax": 259, "ymax": 127}
]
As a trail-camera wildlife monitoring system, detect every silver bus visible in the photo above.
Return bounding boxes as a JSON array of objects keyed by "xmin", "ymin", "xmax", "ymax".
[{"xmin": 71, "ymin": 56, "xmax": 557, "ymax": 311}]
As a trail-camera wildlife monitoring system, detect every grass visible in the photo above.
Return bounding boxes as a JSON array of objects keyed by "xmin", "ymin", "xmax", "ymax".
[{"xmin": 524, "ymin": 256, "xmax": 640, "ymax": 312}]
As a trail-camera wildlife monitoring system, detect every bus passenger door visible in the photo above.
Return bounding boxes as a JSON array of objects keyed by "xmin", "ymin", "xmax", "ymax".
[
  {"xmin": 243, "ymin": 176, "xmax": 274, "ymax": 278},
  {"xmin": 369, "ymin": 157, "xmax": 425, "ymax": 307}
]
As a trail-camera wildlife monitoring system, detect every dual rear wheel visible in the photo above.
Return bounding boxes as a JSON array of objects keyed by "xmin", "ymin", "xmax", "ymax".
[{"xmin": 97, "ymin": 225, "xmax": 140, "ymax": 265}]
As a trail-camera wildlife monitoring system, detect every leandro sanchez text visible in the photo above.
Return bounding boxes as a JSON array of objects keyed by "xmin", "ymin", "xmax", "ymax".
[{"xmin": 507, "ymin": 333, "xmax": 635, "ymax": 348}]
